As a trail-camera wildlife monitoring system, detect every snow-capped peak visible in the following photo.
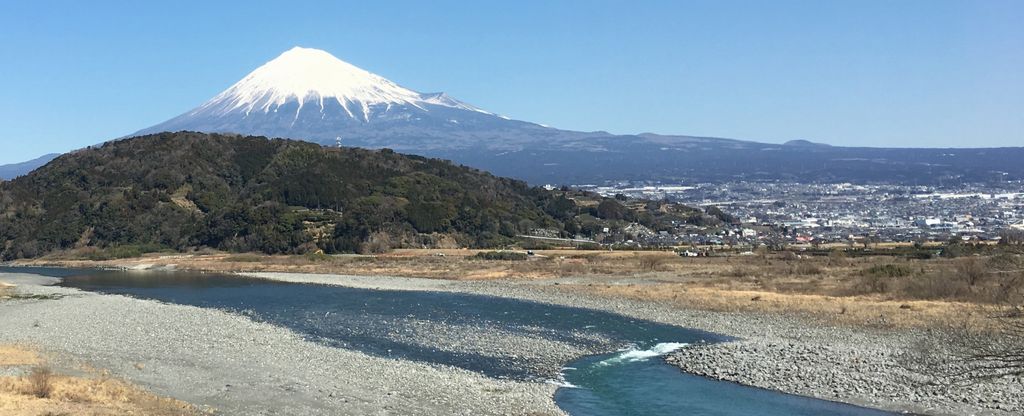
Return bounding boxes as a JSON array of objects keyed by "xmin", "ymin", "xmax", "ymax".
[
  {"xmin": 196, "ymin": 46, "xmax": 488, "ymax": 120},
  {"xmin": 419, "ymin": 92, "xmax": 492, "ymax": 115}
]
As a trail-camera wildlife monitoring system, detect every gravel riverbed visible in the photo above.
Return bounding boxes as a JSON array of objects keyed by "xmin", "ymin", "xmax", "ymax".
[
  {"xmin": 2, "ymin": 269, "xmax": 1021, "ymax": 416},
  {"xmin": 244, "ymin": 272, "xmax": 1024, "ymax": 416},
  {"xmin": 667, "ymin": 337, "xmax": 1022, "ymax": 416},
  {"xmin": 0, "ymin": 273, "xmax": 562, "ymax": 416}
]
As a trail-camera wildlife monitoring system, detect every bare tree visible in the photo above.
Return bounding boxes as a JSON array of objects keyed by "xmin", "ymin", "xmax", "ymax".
[
  {"xmin": 903, "ymin": 307, "xmax": 1024, "ymax": 385},
  {"xmin": 951, "ymin": 309, "xmax": 1024, "ymax": 382},
  {"xmin": 903, "ymin": 257, "xmax": 1024, "ymax": 384},
  {"xmin": 955, "ymin": 257, "xmax": 988, "ymax": 287},
  {"xmin": 999, "ymin": 229, "xmax": 1024, "ymax": 246}
]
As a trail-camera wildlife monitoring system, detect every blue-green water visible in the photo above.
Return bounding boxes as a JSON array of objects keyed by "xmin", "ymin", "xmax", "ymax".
[
  {"xmin": 557, "ymin": 352, "xmax": 892, "ymax": 416},
  {"xmin": 5, "ymin": 267, "xmax": 893, "ymax": 415}
]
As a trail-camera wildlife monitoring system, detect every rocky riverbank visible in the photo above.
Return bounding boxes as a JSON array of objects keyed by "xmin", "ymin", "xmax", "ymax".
[
  {"xmin": 667, "ymin": 336, "xmax": 1022, "ymax": 416},
  {"xmin": 0, "ymin": 273, "xmax": 562, "ymax": 416},
  {"xmin": 3, "ymin": 268, "xmax": 1021, "ymax": 415},
  {"xmin": 243, "ymin": 272, "xmax": 1023, "ymax": 416}
]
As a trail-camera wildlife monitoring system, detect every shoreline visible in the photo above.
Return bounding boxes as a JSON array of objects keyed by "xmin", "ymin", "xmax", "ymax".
[
  {"xmin": 8, "ymin": 251, "xmax": 993, "ymax": 330},
  {"xmin": 0, "ymin": 341, "xmax": 201, "ymax": 416},
  {"xmin": 2, "ymin": 267, "xmax": 1021, "ymax": 415},
  {"xmin": 240, "ymin": 271, "xmax": 1022, "ymax": 416},
  {"xmin": 0, "ymin": 272, "xmax": 563, "ymax": 415}
]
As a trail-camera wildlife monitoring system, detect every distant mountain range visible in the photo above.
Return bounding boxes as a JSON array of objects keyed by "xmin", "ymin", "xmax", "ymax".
[
  {"xmin": 0, "ymin": 153, "xmax": 60, "ymax": 180},
  {"xmin": 7, "ymin": 47, "xmax": 1023, "ymax": 185}
]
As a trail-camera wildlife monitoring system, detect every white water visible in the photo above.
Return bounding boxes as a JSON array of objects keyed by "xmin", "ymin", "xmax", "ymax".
[
  {"xmin": 547, "ymin": 379, "xmax": 581, "ymax": 388},
  {"xmin": 599, "ymin": 342, "xmax": 689, "ymax": 366}
]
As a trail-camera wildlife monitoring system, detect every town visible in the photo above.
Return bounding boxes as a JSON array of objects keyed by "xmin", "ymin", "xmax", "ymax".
[{"xmin": 567, "ymin": 180, "xmax": 1024, "ymax": 249}]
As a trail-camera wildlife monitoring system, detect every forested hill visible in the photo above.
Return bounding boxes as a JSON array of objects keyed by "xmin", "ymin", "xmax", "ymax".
[{"xmin": 0, "ymin": 132, "xmax": 574, "ymax": 259}]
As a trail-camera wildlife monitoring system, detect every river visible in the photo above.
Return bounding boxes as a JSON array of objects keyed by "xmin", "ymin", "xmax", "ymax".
[{"xmin": 9, "ymin": 267, "xmax": 893, "ymax": 415}]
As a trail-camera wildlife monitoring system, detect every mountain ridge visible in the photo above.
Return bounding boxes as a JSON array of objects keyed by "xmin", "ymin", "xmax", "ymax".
[
  {"xmin": 0, "ymin": 132, "xmax": 564, "ymax": 259},
  {"xmin": 0, "ymin": 132, "xmax": 711, "ymax": 260},
  {"xmin": 0, "ymin": 153, "xmax": 61, "ymax": 180},
  {"xmin": 112, "ymin": 47, "xmax": 1024, "ymax": 185}
]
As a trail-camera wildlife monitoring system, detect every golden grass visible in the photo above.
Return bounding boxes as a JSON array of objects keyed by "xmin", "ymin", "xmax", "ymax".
[
  {"xmin": 0, "ymin": 345, "xmax": 203, "ymax": 416},
  {"xmin": 17, "ymin": 249, "xmax": 1019, "ymax": 330},
  {"xmin": 0, "ymin": 346, "xmax": 39, "ymax": 367},
  {"xmin": 571, "ymin": 283, "xmax": 984, "ymax": 328}
]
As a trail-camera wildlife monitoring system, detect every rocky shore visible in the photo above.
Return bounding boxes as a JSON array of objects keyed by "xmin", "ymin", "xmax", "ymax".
[
  {"xmin": 244, "ymin": 272, "xmax": 1024, "ymax": 416},
  {"xmin": 1, "ymin": 269, "xmax": 1021, "ymax": 415},
  {"xmin": 0, "ymin": 273, "xmax": 562, "ymax": 416},
  {"xmin": 667, "ymin": 337, "xmax": 1022, "ymax": 416}
]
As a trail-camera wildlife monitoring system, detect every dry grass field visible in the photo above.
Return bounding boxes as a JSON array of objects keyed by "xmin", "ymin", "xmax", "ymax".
[
  {"xmin": 0, "ymin": 345, "xmax": 202, "ymax": 416},
  {"xmin": 16, "ymin": 247, "xmax": 1024, "ymax": 329}
]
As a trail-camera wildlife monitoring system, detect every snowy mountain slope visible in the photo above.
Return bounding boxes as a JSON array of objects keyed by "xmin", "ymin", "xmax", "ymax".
[
  {"xmin": 183, "ymin": 47, "xmax": 490, "ymax": 121},
  {"xmin": 136, "ymin": 47, "xmax": 595, "ymax": 152}
]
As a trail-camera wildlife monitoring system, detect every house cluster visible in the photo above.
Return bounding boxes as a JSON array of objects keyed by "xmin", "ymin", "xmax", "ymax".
[{"xmin": 579, "ymin": 180, "xmax": 1024, "ymax": 247}]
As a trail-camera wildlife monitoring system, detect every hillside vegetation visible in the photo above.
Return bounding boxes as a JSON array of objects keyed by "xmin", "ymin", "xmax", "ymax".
[
  {"xmin": 0, "ymin": 133, "xmax": 572, "ymax": 259},
  {"xmin": 0, "ymin": 132, "xmax": 704, "ymax": 260}
]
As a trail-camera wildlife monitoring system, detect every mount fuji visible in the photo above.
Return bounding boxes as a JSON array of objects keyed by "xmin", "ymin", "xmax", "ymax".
[
  {"xmin": 132, "ymin": 47, "xmax": 1024, "ymax": 185},
  {"xmin": 136, "ymin": 47, "xmax": 587, "ymax": 154}
]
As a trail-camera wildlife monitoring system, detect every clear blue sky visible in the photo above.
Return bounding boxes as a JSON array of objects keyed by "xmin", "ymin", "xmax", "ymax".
[{"xmin": 1, "ymin": 0, "xmax": 1021, "ymax": 164}]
